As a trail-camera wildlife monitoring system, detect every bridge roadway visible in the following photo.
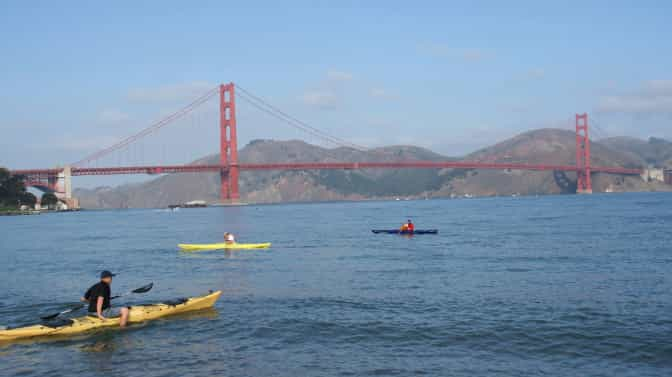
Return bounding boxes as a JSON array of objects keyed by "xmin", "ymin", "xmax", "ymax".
[{"xmin": 12, "ymin": 161, "xmax": 643, "ymax": 177}]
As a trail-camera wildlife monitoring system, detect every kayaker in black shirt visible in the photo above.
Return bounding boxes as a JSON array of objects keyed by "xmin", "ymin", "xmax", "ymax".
[{"xmin": 82, "ymin": 271, "xmax": 129, "ymax": 327}]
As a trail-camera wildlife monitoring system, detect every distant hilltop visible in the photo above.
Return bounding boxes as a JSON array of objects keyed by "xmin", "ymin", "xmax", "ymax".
[{"xmin": 74, "ymin": 129, "xmax": 672, "ymax": 208}]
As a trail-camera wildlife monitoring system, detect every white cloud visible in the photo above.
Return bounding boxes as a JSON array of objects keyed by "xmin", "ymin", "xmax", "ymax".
[
  {"xmin": 500, "ymin": 102, "xmax": 533, "ymax": 113},
  {"xmin": 418, "ymin": 43, "xmax": 492, "ymax": 62},
  {"xmin": 299, "ymin": 90, "xmax": 339, "ymax": 109},
  {"xmin": 418, "ymin": 42, "xmax": 451, "ymax": 57},
  {"xmin": 127, "ymin": 81, "xmax": 214, "ymax": 103},
  {"xmin": 97, "ymin": 109, "xmax": 130, "ymax": 124},
  {"xmin": 644, "ymin": 80, "xmax": 672, "ymax": 95},
  {"xmin": 298, "ymin": 71, "xmax": 354, "ymax": 109},
  {"xmin": 597, "ymin": 79, "xmax": 672, "ymax": 114},
  {"xmin": 369, "ymin": 88, "xmax": 398, "ymax": 100},
  {"xmin": 56, "ymin": 135, "xmax": 121, "ymax": 152},
  {"xmin": 462, "ymin": 49, "xmax": 488, "ymax": 62},
  {"xmin": 326, "ymin": 70, "xmax": 354, "ymax": 82},
  {"xmin": 598, "ymin": 96, "xmax": 672, "ymax": 113},
  {"xmin": 526, "ymin": 68, "xmax": 545, "ymax": 80}
]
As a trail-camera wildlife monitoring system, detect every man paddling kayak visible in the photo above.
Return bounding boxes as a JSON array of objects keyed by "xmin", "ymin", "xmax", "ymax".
[
  {"xmin": 400, "ymin": 219, "xmax": 415, "ymax": 233},
  {"xmin": 81, "ymin": 271, "xmax": 129, "ymax": 327}
]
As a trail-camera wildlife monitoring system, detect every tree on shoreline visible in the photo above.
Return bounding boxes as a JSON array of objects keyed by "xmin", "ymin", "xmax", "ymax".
[
  {"xmin": 0, "ymin": 167, "xmax": 35, "ymax": 208},
  {"xmin": 21, "ymin": 192, "xmax": 37, "ymax": 206},
  {"xmin": 41, "ymin": 193, "xmax": 59, "ymax": 208}
]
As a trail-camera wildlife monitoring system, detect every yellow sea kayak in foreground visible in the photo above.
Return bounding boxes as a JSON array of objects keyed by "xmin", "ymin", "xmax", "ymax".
[
  {"xmin": 0, "ymin": 291, "xmax": 221, "ymax": 341},
  {"xmin": 178, "ymin": 242, "xmax": 272, "ymax": 251}
]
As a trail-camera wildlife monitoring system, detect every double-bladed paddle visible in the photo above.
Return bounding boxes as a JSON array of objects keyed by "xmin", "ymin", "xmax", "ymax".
[{"xmin": 40, "ymin": 282, "xmax": 154, "ymax": 320}]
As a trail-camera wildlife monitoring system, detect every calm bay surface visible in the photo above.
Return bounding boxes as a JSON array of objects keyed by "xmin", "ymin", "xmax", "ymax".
[{"xmin": 1, "ymin": 193, "xmax": 671, "ymax": 376}]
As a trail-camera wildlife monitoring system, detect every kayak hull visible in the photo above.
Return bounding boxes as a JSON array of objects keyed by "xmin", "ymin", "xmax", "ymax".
[
  {"xmin": 371, "ymin": 229, "xmax": 438, "ymax": 234},
  {"xmin": 178, "ymin": 242, "xmax": 271, "ymax": 251},
  {"xmin": 0, "ymin": 290, "xmax": 221, "ymax": 341}
]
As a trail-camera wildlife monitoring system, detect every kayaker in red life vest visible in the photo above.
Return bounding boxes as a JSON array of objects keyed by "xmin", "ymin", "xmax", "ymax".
[
  {"xmin": 400, "ymin": 220, "xmax": 415, "ymax": 233},
  {"xmin": 81, "ymin": 271, "xmax": 130, "ymax": 327}
]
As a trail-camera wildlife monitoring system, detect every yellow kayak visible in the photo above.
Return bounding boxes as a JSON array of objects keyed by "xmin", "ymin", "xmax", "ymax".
[
  {"xmin": 0, "ymin": 290, "xmax": 221, "ymax": 341},
  {"xmin": 178, "ymin": 242, "xmax": 271, "ymax": 251}
]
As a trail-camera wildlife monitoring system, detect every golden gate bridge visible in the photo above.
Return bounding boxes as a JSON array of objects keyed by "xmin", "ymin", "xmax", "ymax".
[{"xmin": 10, "ymin": 82, "xmax": 643, "ymax": 205}]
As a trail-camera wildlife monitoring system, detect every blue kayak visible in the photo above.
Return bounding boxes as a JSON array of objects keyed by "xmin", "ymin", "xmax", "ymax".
[{"xmin": 372, "ymin": 229, "xmax": 438, "ymax": 234}]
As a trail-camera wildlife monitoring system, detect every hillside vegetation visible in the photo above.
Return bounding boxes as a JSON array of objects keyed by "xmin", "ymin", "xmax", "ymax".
[{"xmin": 74, "ymin": 129, "xmax": 671, "ymax": 208}]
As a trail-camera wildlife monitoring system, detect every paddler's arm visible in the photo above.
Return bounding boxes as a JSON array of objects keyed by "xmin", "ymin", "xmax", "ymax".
[
  {"xmin": 96, "ymin": 296, "xmax": 105, "ymax": 320},
  {"xmin": 81, "ymin": 288, "xmax": 91, "ymax": 302}
]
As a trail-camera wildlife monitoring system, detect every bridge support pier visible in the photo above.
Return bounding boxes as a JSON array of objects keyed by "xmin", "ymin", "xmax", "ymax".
[
  {"xmin": 57, "ymin": 165, "xmax": 72, "ymax": 200},
  {"xmin": 575, "ymin": 113, "xmax": 592, "ymax": 194},
  {"xmin": 219, "ymin": 83, "xmax": 240, "ymax": 203},
  {"xmin": 54, "ymin": 166, "xmax": 79, "ymax": 208}
]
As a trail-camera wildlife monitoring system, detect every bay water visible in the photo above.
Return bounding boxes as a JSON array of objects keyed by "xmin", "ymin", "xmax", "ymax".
[{"xmin": 1, "ymin": 193, "xmax": 670, "ymax": 376}]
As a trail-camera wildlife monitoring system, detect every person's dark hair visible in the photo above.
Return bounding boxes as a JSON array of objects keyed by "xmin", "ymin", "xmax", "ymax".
[{"xmin": 100, "ymin": 270, "xmax": 116, "ymax": 279}]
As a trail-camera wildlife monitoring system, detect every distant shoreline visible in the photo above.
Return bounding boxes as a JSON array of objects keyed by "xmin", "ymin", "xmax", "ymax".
[
  {"xmin": 0, "ymin": 208, "xmax": 82, "ymax": 216},
  {"xmin": 0, "ymin": 209, "xmax": 41, "ymax": 216},
  {"xmin": 72, "ymin": 190, "xmax": 672, "ymax": 211}
]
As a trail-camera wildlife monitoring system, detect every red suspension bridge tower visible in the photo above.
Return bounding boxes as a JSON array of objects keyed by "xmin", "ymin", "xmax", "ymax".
[
  {"xmin": 575, "ymin": 113, "xmax": 592, "ymax": 194},
  {"xmin": 219, "ymin": 83, "xmax": 240, "ymax": 202}
]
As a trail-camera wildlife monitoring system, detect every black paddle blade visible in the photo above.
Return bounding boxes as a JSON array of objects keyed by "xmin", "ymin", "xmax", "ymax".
[
  {"xmin": 132, "ymin": 282, "xmax": 153, "ymax": 293},
  {"xmin": 40, "ymin": 303, "xmax": 85, "ymax": 320},
  {"xmin": 40, "ymin": 313, "xmax": 62, "ymax": 321}
]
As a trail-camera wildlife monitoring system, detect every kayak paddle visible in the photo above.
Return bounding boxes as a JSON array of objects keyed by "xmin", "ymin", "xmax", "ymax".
[
  {"xmin": 111, "ymin": 282, "xmax": 154, "ymax": 299},
  {"xmin": 40, "ymin": 282, "xmax": 154, "ymax": 320}
]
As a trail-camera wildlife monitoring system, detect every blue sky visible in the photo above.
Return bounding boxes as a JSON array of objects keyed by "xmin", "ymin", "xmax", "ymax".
[{"xmin": 1, "ymin": 0, "xmax": 671, "ymax": 180}]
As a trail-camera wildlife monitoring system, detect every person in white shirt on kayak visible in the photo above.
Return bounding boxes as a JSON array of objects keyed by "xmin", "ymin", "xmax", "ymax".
[{"xmin": 224, "ymin": 232, "xmax": 236, "ymax": 244}]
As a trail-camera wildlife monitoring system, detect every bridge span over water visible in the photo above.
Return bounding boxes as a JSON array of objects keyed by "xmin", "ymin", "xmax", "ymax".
[{"xmin": 10, "ymin": 83, "xmax": 646, "ymax": 204}]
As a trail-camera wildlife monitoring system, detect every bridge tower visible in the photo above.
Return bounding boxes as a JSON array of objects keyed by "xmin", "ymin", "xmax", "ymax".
[
  {"xmin": 575, "ymin": 113, "xmax": 592, "ymax": 194},
  {"xmin": 56, "ymin": 165, "xmax": 73, "ymax": 200},
  {"xmin": 219, "ymin": 83, "xmax": 240, "ymax": 202}
]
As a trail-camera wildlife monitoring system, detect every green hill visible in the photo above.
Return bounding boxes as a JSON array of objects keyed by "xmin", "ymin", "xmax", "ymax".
[{"xmin": 74, "ymin": 129, "xmax": 670, "ymax": 209}]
